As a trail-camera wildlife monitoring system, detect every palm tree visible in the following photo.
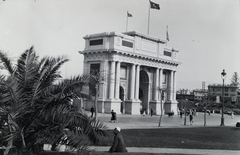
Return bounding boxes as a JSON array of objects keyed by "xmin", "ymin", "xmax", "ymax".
[
  {"xmin": 89, "ymin": 70, "xmax": 106, "ymax": 121},
  {"xmin": 0, "ymin": 47, "xmax": 107, "ymax": 155},
  {"xmin": 157, "ymin": 87, "xmax": 166, "ymax": 127}
]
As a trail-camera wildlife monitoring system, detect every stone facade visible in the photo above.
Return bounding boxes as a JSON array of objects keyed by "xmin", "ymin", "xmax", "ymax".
[{"xmin": 79, "ymin": 31, "xmax": 181, "ymax": 115}]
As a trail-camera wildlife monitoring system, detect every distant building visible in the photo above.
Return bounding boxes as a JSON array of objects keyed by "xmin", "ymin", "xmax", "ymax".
[
  {"xmin": 176, "ymin": 89, "xmax": 194, "ymax": 101},
  {"xmin": 176, "ymin": 94, "xmax": 194, "ymax": 101},
  {"xmin": 193, "ymin": 89, "xmax": 208, "ymax": 101},
  {"xmin": 208, "ymin": 84, "xmax": 238, "ymax": 103}
]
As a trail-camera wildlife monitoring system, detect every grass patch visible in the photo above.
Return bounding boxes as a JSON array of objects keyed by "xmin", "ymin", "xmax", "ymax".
[
  {"xmin": 37, "ymin": 151, "xmax": 187, "ymax": 155},
  {"xmin": 90, "ymin": 152, "xmax": 185, "ymax": 155},
  {"xmin": 97, "ymin": 127, "xmax": 240, "ymax": 150}
]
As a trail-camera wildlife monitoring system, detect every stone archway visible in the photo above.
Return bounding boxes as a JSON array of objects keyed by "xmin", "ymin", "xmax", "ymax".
[{"xmin": 139, "ymin": 70, "xmax": 150, "ymax": 114}]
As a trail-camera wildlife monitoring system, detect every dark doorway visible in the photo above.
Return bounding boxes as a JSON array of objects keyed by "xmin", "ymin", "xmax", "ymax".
[
  {"xmin": 139, "ymin": 70, "xmax": 150, "ymax": 114},
  {"xmin": 119, "ymin": 86, "xmax": 124, "ymax": 113}
]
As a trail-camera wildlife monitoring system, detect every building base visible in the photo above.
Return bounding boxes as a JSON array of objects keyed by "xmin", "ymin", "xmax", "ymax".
[
  {"xmin": 104, "ymin": 99, "xmax": 122, "ymax": 114},
  {"xmin": 164, "ymin": 100, "xmax": 178, "ymax": 115},
  {"xmin": 97, "ymin": 98, "xmax": 105, "ymax": 113},
  {"xmin": 125, "ymin": 100, "xmax": 141, "ymax": 115},
  {"xmin": 149, "ymin": 100, "xmax": 164, "ymax": 115}
]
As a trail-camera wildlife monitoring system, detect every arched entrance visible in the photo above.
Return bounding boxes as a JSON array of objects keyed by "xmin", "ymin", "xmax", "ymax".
[
  {"xmin": 139, "ymin": 70, "xmax": 150, "ymax": 114},
  {"xmin": 119, "ymin": 86, "xmax": 125, "ymax": 113}
]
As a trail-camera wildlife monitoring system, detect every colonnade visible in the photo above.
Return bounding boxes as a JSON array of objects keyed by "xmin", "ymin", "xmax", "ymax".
[
  {"xmin": 107, "ymin": 61, "xmax": 141, "ymax": 101},
  {"xmin": 104, "ymin": 60, "xmax": 177, "ymax": 102},
  {"xmin": 93, "ymin": 60, "xmax": 178, "ymax": 114},
  {"xmin": 152, "ymin": 68, "xmax": 177, "ymax": 102}
]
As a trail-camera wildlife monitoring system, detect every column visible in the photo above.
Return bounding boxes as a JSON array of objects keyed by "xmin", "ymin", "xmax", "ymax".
[
  {"xmin": 173, "ymin": 71, "xmax": 177, "ymax": 101},
  {"xmin": 83, "ymin": 61, "xmax": 89, "ymax": 75},
  {"xmin": 159, "ymin": 68, "xmax": 163, "ymax": 100},
  {"xmin": 115, "ymin": 61, "xmax": 121, "ymax": 99},
  {"xmin": 130, "ymin": 64, "xmax": 136, "ymax": 100},
  {"xmin": 154, "ymin": 68, "xmax": 159, "ymax": 100},
  {"xmin": 170, "ymin": 70, "xmax": 174, "ymax": 101},
  {"xmin": 135, "ymin": 65, "xmax": 140, "ymax": 100},
  {"xmin": 99, "ymin": 60, "xmax": 107, "ymax": 99},
  {"xmin": 109, "ymin": 61, "xmax": 115, "ymax": 99}
]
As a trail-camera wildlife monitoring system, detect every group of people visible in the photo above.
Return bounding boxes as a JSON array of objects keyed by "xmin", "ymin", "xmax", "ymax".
[
  {"xmin": 90, "ymin": 106, "xmax": 117, "ymax": 123},
  {"xmin": 179, "ymin": 109, "xmax": 194, "ymax": 125}
]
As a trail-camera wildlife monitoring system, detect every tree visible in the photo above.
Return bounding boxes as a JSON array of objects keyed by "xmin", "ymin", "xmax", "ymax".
[
  {"xmin": 230, "ymin": 72, "xmax": 239, "ymax": 86},
  {"xmin": 89, "ymin": 70, "xmax": 106, "ymax": 121},
  {"xmin": 157, "ymin": 87, "xmax": 166, "ymax": 127},
  {"xmin": 0, "ymin": 47, "xmax": 107, "ymax": 155}
]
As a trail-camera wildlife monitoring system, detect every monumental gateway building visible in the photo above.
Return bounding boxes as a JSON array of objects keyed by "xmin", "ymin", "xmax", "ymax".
[{"xmin": 79, "ymin": 31, "xmax": 181, "ymax": 115}]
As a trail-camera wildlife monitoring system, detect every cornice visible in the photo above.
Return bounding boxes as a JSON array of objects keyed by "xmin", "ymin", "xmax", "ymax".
[
  {"xmin": 82, "ymin": 52, "xmax": 179, "ymax": 70},
  {"xmin": 81, "ymin": 49, "xmax": 181, "ymax": 66}
]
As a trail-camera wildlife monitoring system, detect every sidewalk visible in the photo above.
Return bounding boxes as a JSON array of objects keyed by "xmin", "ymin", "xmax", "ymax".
[{"xmin": 90, "ymin": 146, "xmax": 240, "ymax": 155}]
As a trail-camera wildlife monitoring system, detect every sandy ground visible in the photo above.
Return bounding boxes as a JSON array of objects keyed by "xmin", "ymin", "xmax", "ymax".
[{"xmin": 91, "ymin": 112, "xmax": 240, "ymax": 130}]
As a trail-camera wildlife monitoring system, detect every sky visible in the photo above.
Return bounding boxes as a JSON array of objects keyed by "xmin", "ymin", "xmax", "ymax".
[{"xmin": 0, "ymin": 0, "xmax": 239, "ymax": 90}]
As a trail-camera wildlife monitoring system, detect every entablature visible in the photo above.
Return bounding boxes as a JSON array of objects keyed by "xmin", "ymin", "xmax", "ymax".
[{"xmin": 82, "ymin": 51, "xmax": 180, "ymax": 70}]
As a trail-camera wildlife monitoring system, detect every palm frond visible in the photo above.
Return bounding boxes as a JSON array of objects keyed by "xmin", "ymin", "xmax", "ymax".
[
  {"xmin": 0, "ymin": 51, "xmax": 14, "ymax": 75},
  {"xmin": 0, "ymin": 47, "xmax": 108, "ymax": 154},
  {"xmin": 39, "ymin": 56, "xmax": 69, "ymax": 87}
]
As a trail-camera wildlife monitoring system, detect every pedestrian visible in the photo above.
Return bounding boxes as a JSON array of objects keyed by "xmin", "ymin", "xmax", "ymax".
[
  {"xmin": 231, "ymin": 111, "xmax": 234, "ymax": 119},
  {"xmin": 180, "ymin": 109, "xmax": 183, "ymax": 118},
  {"xmin": 189, "ymin": 109, "xmax": 193, "ymax": 125},
  {"xmin": 193, "ymin": 109, "xmax": 196, "ymax": 116},
  {"xmin": 150, "ymin": 108, "xmax": 153, "ymax": 117},
  {"xmin": 143, "ymin": 110, "xmax": 146, "ymax": 116},
  {"xmin": 90, "ymin": 106, "xmax": 94, "ymax": 118},
  {"xmin": 110, "ymin": 110, "xmax": 117, "ymax": 123},
  {"xmin": 177, "ymin": 108, "xmax": 180, "ymax": 117},
  {"xmin": 108, "ymin": 127, "xmax": 128, "ymax": 153}
]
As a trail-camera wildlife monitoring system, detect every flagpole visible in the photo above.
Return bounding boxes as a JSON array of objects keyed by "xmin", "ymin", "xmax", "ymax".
[
  {"xmin": 166, "ymin": 25, "xmax": 168, "ymax": 46},
  {"xmin": 148, "ymin": 1, "xmax": 151, "ymax": 35},
  {"xmin": 126, "ymin": 11, "xmax": 129, "ymax": 32}
]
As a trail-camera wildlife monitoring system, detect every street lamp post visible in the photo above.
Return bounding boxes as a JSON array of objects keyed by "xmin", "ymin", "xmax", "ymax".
[
  {"xmin": 184, "ymin": 99, "xmax": 187, "ymax": 126},
  {"xmin": 220, "ymin": 69, "xmax": 226, "ymax": 126}
]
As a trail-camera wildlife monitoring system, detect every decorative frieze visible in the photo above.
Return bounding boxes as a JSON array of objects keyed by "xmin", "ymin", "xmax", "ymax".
[{"xmin": 83, "ymin": 52, "xmax": 178, "ymax": 70}]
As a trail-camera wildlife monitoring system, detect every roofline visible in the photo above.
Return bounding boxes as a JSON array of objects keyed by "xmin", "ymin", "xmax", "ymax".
[{"xmin": 83, "ymin": 31, "xmax": 168, "ymax": 44}]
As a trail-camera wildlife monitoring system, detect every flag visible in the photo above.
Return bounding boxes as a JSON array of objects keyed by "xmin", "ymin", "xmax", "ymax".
[
  {"xmin": 166, "ymin": 25, "xmax": 169, "ymax": 41},
  {"xmin": 150, "ymin": 0, "xmax": 160, "ymax": 10},
  {"xmin": 127, "ymin": 12, "xmax": 132, "ymax": 17}
]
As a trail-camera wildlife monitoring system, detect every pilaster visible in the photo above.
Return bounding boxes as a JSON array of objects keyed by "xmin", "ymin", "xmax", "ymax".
[
  {"xmin": 109, "ymin": 61, "xmax": 115, "ymax": 99},
  {"xmin": 115, "ymin": 61, "xmax": 121, "ymax": 99},
  {"xmin": 135, "ymin": 65, "xmax": 140, "ymax": 100},
  {"xmin": 130, "ymin": 64, "xmax": 136, "ymax": 100}
]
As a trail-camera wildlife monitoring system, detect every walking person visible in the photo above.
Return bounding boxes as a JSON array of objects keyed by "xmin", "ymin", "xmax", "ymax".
[
  {"xmin": 180, "ymin": 109, "xmax": 183, "ymax": 118},
  {"xmin": 231, "ymin": 111, "xmax": 234, "ymax": 119},
  {"xmin": 90, "ymin": 106, "xmax": 94, "ymax": 118},
  {"xmin": 142, "ymin": 110, "xmax": 146, "ymax": 116},
  {"xmin": 108, "ymin": 127, "xmax": 128, "ymax": 153},
  {"xmin": 110, "ymin": 110, "xmax": 117, "ymax": 123},
  {"xmin": 189, "ymin": 109, "xmax": 193, "ymax": 125},
  {"xmin": 150, "ymin": 108, "xmax": 153, "ymax": 117}
]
